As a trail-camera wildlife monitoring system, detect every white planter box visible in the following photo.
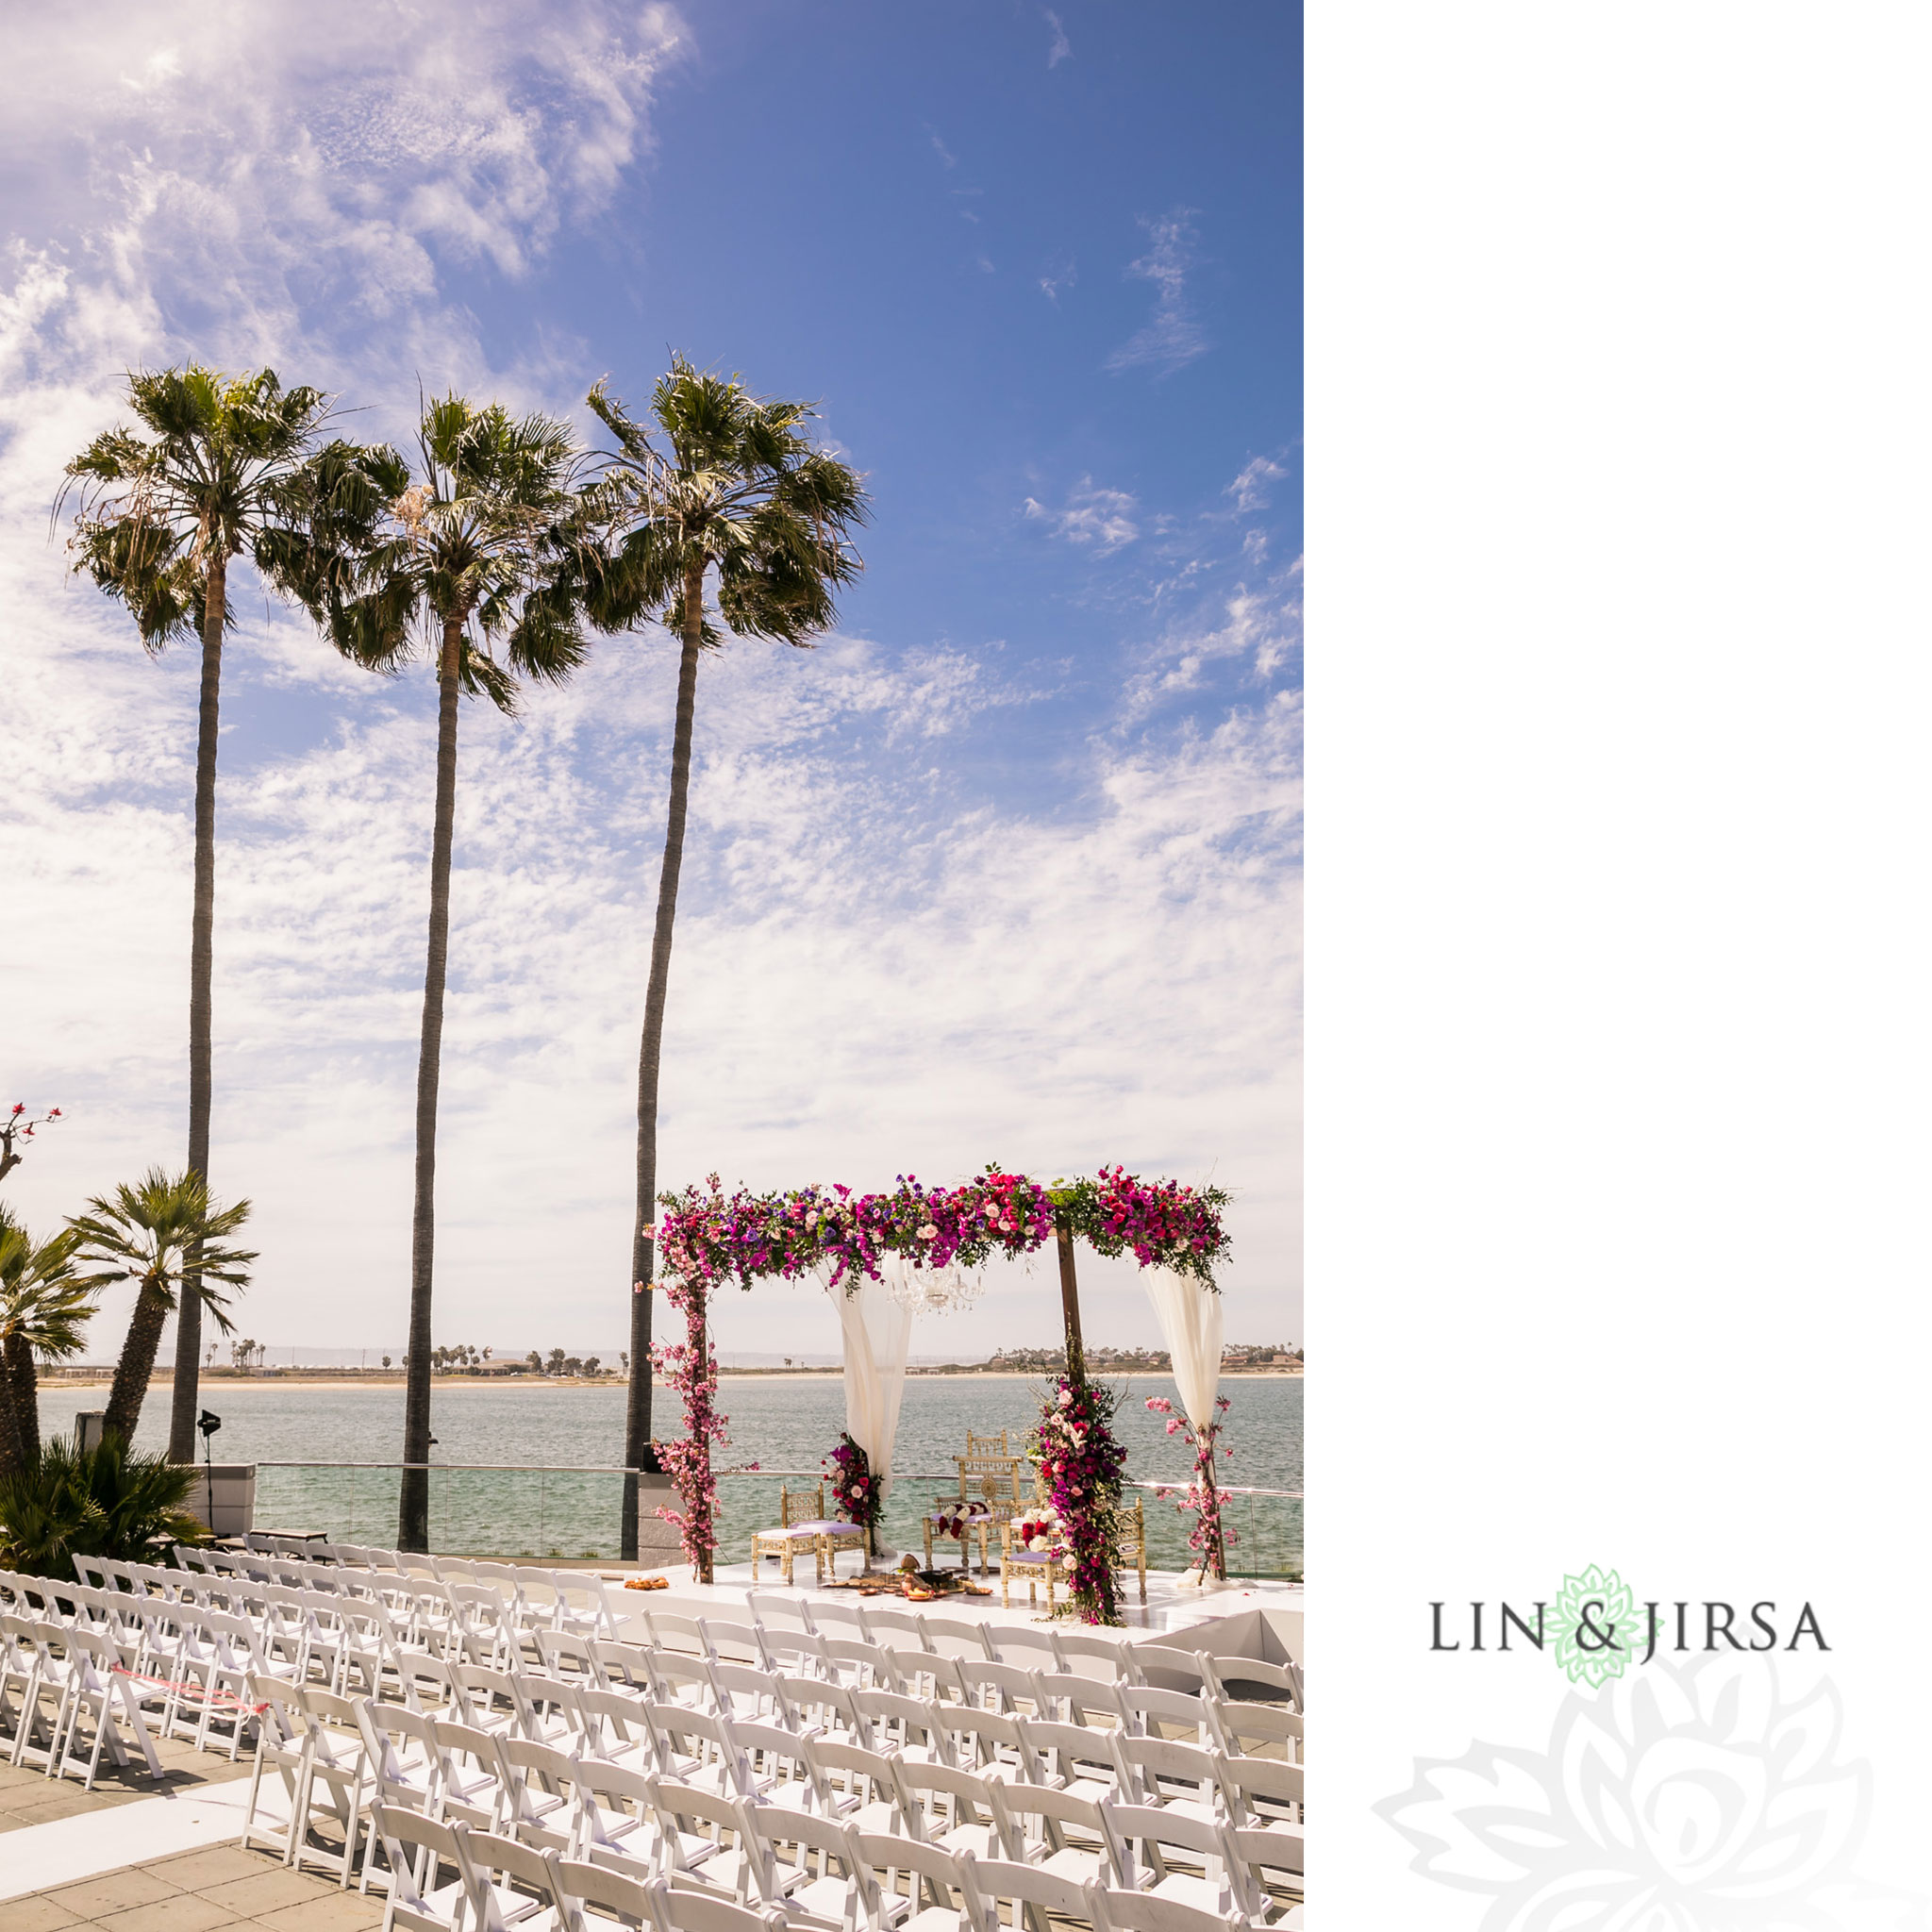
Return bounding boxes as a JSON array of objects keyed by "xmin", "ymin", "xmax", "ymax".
[
  {"xmin": 634, "ymin": 1473, "xmax": 684, "ymax": 1562},
  {"xmin": 185, "ymin": 1463, "xmax": 257, "ymax": 1538}
]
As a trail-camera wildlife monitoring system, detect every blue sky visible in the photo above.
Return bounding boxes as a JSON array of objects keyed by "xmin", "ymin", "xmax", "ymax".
[{"xmin": 0, "ymin": 2, "xmax": 1301, "ymax": 1366}]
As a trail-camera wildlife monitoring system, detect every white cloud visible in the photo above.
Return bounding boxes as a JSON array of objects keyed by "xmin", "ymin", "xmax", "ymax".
[
  {"xmin": 0, "ymin": 1, "xmax": 688, "ymax": 417},
  {"xmin": 1045, "ymin": 10, "xmax": 1073, "ymax": 68},
  {"xmin": 1227, "ymin": 455, "xmax": 1288, "ymax": 514},
  {"xmin": 1023, "ymin": 477, "xmax": 1141, "ymax": 554},
  {"xmin": 1039, "ymin": 257, "xmax": 1077, "ymax": 304},
  {"xmin": 1120, "ymin": 561, "xmax": 1304, "ymax": 721},
  {"xmin": 1105, "ymin": 209, "xmax": 1209, "ymax": 377},
  {"xmin": 929, "ymin": 132, "xmax": 958, "ymax": 170}
]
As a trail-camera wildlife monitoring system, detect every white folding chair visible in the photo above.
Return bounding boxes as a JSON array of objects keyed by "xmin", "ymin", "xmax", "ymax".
[
  {"xmin": 44, "ymin": 1624, "xmax": 167, "ymax": 1790},
  {"xmin": 1114, "ymin": 1686, "xmax": 1226, "ymax": 1753},
  {"xmin": 1111, "ymin": 1734, "xmax": 1227, "ymax": 1822},
  {"xmin": 495, "ymin": 1733, "xmax": 581, "ymax": 1849},
  {"xmin": 1105, "ymin": 1802, "xmax": 1245, "ymax": 1917},
  {"xmin": 289, "ymin": 1683, "xmax": 378, "ymax": 1886},
  {"xmin": 463, "ymin": 1824, "xmax": 575, "ymax": 1930},
  {"xmin": 1215, "ymin": 1700, "xmax": 1302, "ymax": 1763},
  {"xmin": 433, "ymin": 1716, "xmax": 512, "ymax": 1832},
  {"xmin": 989, "ymin": 1781, "xmax": 1131, "ymax": 1890},
  {"xmin": 708, "ymin": 1660, "xmax": 790, "ymax": 1729},
  {"xmin": 964, "ymin": 1855, "xmax": 1103, "ymax": 1932},
  {"xmin": 1125, "ymin": 1646, "xmax": 1213, "ymax": 1694},
  {"xmin": 855, "ymin": 1689, "xmax": 955, "ymax": 1768},
  {"xmin": 698, "ymin": 1619, "xmax": 773, "ymax": 1670},
  {"xmin": 241, "ymin": 1674, "xmax": 308, "ymax": 1868},
  {"xmin": 1048, "ymin": 1629, "xmax": 1129, "ymax": 1679},
  {"xmin": 918, "ymin": 1617, "xmax": 996, "ymax": 1664},
  {"xmin": 369, "ymin": 1802, "xmax": 476, "ymax": 1932},
  {"xmin": 1099, "ymin": 1886, "xmax": 1259, "ymax": 1932},
  {"xmin": 804, "ymin": 1734, "xmax": 908, "ymax": 1837},
  {"xmin": 724, "ymin": 1717, "xmax": 825, "ymax": 1815},
  {"xmin": 642, "ymin": 1775, "xmax": 759, "ymax": 1905},
  {"xmin": 569, "ymin": 1755, "xmax": 660, "ymax": 1880},
  {"xmin": 1225, "ymin": 1822, "xmax": 1304, "ymax": 1925},
  {"xmin": 738, "ymin": 1802, "xmax": 867, "ymax": 1928},
  {"xmin": 1220, "ymin": 1757, "xmax": 1303, "ymax": 1837},
  {"xmin": 890, "ymin": 1759, "xmax": 1003, "ymax": 1859},
  {"xmin": 1204, "ymin": 1654, "xmax": 1301, "ymax": 1712},
  {"xmin": 1013, "ymin": 1718, "xmax": 1119, "ymax": 1803},
  {"xmin": 853, "ymin": 1830, "xmax": 994, "ymax": 1932}
]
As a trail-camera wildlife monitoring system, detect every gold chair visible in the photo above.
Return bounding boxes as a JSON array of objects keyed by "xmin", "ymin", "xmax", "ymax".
[
  {"xmin": 924, "ymin": 1456, "xmax": 1028, "ymax": 1574},
  {"xmin": 965, "ymin": 1429, "xmax": 1009, "ymax": 1457},
  {"xmin": 752, "ymin": 1484, "xmax": 864, "ymax": 1586},
  {"xmin": 1112, "ymin": 1494, "xmax": 1149, "ymax": 1604},
  {"xmin": 999, "ymin": 1515, "xmax": 1074, "ymax": 1610}
]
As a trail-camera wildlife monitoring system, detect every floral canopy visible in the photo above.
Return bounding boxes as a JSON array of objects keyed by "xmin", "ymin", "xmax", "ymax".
[{"xmin": 642, "ymin": 1164, "xmax": 1232, "ymax": 1620}]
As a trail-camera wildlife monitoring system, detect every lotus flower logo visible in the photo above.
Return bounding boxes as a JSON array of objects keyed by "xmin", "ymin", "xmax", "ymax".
[
  {"xmin": 1377, "ymin": 1651, "xmax": 1923, "ymax": 1929},
  {"xmin": 1552, "ymin": 1562, "xmax": 1642, "ymax": 1687}
]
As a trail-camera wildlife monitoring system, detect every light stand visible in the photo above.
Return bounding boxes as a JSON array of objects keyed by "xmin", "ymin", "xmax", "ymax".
[{"xmin": 197, "ymin": 1408, "xmax": 222, "ymax": 1535}]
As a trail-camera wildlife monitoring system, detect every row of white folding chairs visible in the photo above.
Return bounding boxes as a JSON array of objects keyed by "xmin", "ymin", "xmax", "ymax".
[
  {"xmin": 624, "ymin": 1616, "xmax": 1301, "ymax": 1761},
  {"xmin": 1, "ymin": 1563, "xmax": 1304, "ymax": 1814},
  {"xmin": 0, "ymin": 1608, "xmax": 174, "ymax": 1790},
  {"xmin": 702, "ymin": 1594, "xmax": 1304, "ymax": 1713},
  {"xmin": 249, "ymin": 1678, "xmax": 1302, "ymax": 1926},
  {"xmin": 366, "ymin": 1802, "xmax": 1305, "ymax": 1932},
  {"xmin": 292, "ymin": 1667, "xmax": 1303, "ymax": 1864},
  {"xmin": 174, "ymin": 1544, "xmax": 625, "ymax": 1646},
  {"xmin": 391, "ymin": 1659, "xmax": 1297, "ymax": 1820}
]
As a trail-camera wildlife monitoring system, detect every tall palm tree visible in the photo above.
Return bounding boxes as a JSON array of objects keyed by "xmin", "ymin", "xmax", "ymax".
[
  {"xmin": 61, "ymin": 367, "xmax": 330, "ymax": 1464},
  {"xmin": 587, "ymin": 358, "xmax": 868, "ymax": 1559},
  {"xmin": 66, "ymin": 1170, "xmax": 256, "ymax": 1444},
  {"xmin": 276, "ymin": 395, "xmax": 592, "ymax": 1551},
  {"xmin": 0, "ymin": 1211, "xmax": 99, "ymax": 1476}
]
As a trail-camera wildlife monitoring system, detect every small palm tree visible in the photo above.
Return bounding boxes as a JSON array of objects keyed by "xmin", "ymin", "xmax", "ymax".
[
  {"xmin": 0, "ymin": 1211, "xmax": 99, "ymax": 1476},
  {"xmin": 61, "ymin": 367, "xmax": 330, "ymax": 1464},
  {"xmin": 586, "ymin": 358, "xmax": 867, "ymax": 1560},
  {"xmin": 0, "ymin": 1436, "xmax": 207, "ymax": 1578},
  {"xmin": 276, "ymin": 394, "xmax": 592, "ymax": 1552},
  {"xmin": 67, "ymin": 1170, "xmax": 256, "ymax": 1443}
]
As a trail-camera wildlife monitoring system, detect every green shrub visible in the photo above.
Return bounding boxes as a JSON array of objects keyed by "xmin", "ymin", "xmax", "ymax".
[{"xmin": 0, "ymin": 1436, "xmax": 207, "ymax": 1578}]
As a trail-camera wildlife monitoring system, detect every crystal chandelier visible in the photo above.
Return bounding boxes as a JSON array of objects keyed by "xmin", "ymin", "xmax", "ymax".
[{"xmin": 884, "ymin": 1254, "xmax": 986, "ymax": 1315}]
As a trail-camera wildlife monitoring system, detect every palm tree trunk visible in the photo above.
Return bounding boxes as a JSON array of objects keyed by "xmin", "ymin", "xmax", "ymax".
[
  {"xmin": 106, "ymin": 1283, "xmax": 172, "ymax": 1443},
  {"xmin": 169, "ymin": 554, "xmax": 227, "ymax": 1464},
  {"xmin": 621, "ymin": 570, "xmax": 704, "ymax": 1560},
  {"xmin": 0, "ymin": 1334, "xmax": 32, "ymax": 1476},
  {"xmin": 400, "ymin": 616, "xmax": 463, "ymax": 1552},
  {"xmin": 6, "ymin": 1336, "xmax": 40, "ymax": 1465}
]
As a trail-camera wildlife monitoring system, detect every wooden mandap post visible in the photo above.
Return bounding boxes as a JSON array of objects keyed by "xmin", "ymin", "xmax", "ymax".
[{"xmin": 1055, "ymin": 1220, "xmax": 1087, "ymax": 1383}]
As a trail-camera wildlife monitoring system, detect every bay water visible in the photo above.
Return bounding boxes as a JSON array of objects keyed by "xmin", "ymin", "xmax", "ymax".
[{"xmin": 37, "ymin": 1374, "xmax": 1301, "ymax": 1576}]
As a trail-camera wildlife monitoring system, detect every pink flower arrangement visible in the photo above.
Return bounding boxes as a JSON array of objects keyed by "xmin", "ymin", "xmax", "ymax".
[
  {"xmin": 1057, "ymin": 1167, "xmax": 1232, "ymax": 1288},
  {"xmin": 649, "ymin": 1262, "xmax": 731, "ymax": 1579},
  {"xmin": 824, "ymin": 1430, "xmax": 882, "ymax": 1535},
  {"xmin": 1147, "ymin": 1392, "xmax": 1236, "ymax": 1578},
  {"xmin": 1032, "ymin": 1374, "xmax": 1129, "ymax": 1624}
]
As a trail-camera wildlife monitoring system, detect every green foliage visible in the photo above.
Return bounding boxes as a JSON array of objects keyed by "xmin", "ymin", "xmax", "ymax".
[
  {"xmin": 586, "ymin": 355, "xmax": 869, "ymax": 650},
  {"xmin": 271, "ymin": 393, "xmax": 594, "ymax": 713},
  {"xmin": 59, "ymin": 364, "xmax": 333, "ymax": 649},
  {"xmin": 0, "ymin": 1210, "xmax": 97, "ymax": 1361},
  {"xmin": 67, "ymin": 1168, "xmax": 257, "ymax": 1329},
  {"xmin": 0, "ymin": 1435, "xmax": 207, "ymax": 1579}
]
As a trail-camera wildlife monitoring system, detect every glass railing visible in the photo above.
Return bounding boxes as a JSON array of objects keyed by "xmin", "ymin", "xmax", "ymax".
[{"xmin": 250, "ymin": 1462, "xmax": 1303, "ymax": 1579}]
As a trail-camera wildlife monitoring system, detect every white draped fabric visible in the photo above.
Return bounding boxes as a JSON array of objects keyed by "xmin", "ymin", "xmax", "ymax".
[
  {"xmin": 824, "ymin": 1262, "xmax": 914, "ymax": 1541},
  {"xmin": 1142, "ymin": 1262, "xmax": 1224, "ymax": 1429}
]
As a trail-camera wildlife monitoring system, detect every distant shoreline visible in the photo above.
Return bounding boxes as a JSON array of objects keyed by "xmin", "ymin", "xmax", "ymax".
[{"xmin": 42, "ymin": 1366, "xmax": 1304, "ymax": 1391}]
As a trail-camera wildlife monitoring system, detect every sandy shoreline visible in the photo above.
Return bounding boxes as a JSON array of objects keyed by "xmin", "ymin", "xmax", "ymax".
[{"xmin": 44, "ymin": 1367, "xmax": 1303, "ymax": 1391}]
